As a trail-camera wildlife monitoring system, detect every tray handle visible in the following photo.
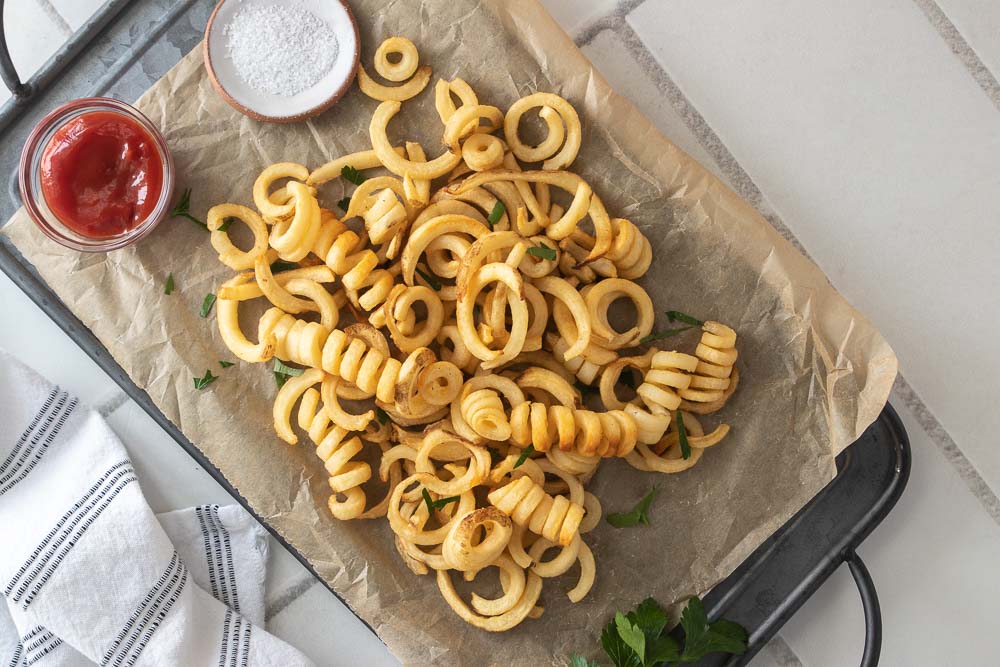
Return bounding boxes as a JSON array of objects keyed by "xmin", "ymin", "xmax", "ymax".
[
  {"xmin": 846, "ymin": 549, "xmax": 882, "ymax": 667},
  {"xmin": 0, "ymin": 0, "xmax": 31, "ymax": 98}
]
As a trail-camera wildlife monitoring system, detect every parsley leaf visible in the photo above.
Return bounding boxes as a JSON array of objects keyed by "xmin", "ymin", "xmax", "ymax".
[
  {"xmin": 666, "ymin": 310, "xmax": 704, "ymax": 326},
  {"xmin": 170, "ymin": 188, "xmax": 207, "ymax": 230},
  {"xmin": 415, "ymin": 267, "xmax": 442, "ymax": 291},
  {"xmin": 513, "ymin": 444, "xmax": 534, "ymax": 469},
  {"xmin": 273, "ymin": 358, "xmax": 304, "ymax": 388},
  {"xmin": 592, "ymin": 596, "xmax": 746, "ymax": 667},
  {"xmin": 193, "ymin": 369, "xmax": 218, "ymax": 390},
  {"xmin": 640, "ymin": 326, "xmax": 694, "ymax": 344},
  {"xmin": 199, "ymin": 293, "xmax": 217, "ymax": 318},
  {"xmin": 270, "ymin": 260, "xmax": 299, "ymax": 274},
  {"xmin": 341, "ymin": 165, "xmax": 366, "ymax": 185},
  {"xmin": 337, "ymin": 196, "xmax": 352, "ymax": 213},
  {"xmin": 601, "ymin": 618, "xmax": 642, "ymax": 667},
  {"xmin": 421, "ymin": 488, "xmax": 460, "ymax": 513},
  {"xmin": 375, "ymin": 406, "xmax": 389, "ymax": 425},
  {"xmin": 527, "ymin": 243, "xmax": 557, "ymax": 261},
  {"xmin": 606, "ymin": 487, "xmax": 658, "ymax": 528},
  {"xmin": 568, "ymin": 655, "xmax": 600, "ymax": 667},
  {"xmin": 219, "ymin": 360, "xmax": 234, "ymax": 368},
  {"xmin": 615, "ymin": 613, "xmax": 645, "ymax": 665},
  {"xmin": 164, "ymin": 273, "xmax": 174, "ymax": 295},
  {"xmin": 679, "ymin": 596, "xmax": 748, "ymax": 662},
  {"xmin": 218, "ymin": 217, "xmax": 234, "ymax": 232},
  {"xmin": 676, "ymin": 410, "xmax": 691, "ymax": 460},
  {"xmin": 487, "ymin": 201, "xmax": 505, "ymax": 227}
]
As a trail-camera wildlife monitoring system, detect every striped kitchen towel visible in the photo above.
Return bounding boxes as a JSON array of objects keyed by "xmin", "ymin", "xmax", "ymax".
[{"xmin": 0, "ymin": 350, "xmax": 313, "ymax": 666}]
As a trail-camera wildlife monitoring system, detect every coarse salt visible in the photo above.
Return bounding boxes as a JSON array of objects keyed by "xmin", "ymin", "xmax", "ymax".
[{"xmin": 225, "ymin": 3, "xmax": 340, "ymax": 96}]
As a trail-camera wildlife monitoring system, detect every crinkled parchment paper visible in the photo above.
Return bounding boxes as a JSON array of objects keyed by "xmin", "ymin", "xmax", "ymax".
[{"xmin": 1, "ymin": 0, "xmax": 897, "ymax": 664}]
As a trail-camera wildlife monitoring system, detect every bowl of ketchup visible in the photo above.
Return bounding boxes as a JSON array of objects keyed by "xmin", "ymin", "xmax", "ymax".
[{"xmin": 20, "ymin": 98, "xmax": 174, "ymax": 252}]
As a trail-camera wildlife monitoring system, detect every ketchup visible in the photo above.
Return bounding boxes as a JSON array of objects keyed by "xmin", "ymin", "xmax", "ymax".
[{"xmin": 39, "ymin": 111, "xmax": 163, "ymax": 239}]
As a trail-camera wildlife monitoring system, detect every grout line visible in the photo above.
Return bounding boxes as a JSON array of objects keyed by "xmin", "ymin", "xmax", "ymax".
[
  {"xmin": 762, "ymin": 634, "xmax": 805, "ymax": 667},
  {"xmin": 95, "ymin": 390, "xmax": 130, "ymax": 418},
  {"xmin": 265, "ymin": 574, "xmax": 318, "ymax": 623},
  {"xmin": 892, "ymin": 376, "xmax": 1000, "ymax": 522},
  {"xmin": 911, "ymin": 0, "xmax": 1000, "ymax": 111},
  {"xmin": 573, "ymin": 6, "xmax": 1000, "ymax": 527},
  {"xmin": 34, "ymin": 0, "xmax": 74, "ymax": 37}
]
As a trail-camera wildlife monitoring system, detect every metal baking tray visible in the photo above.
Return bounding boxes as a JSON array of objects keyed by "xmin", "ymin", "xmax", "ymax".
[{"xmin": 0, "ymin": 2, "xmax": 910, "ymax": 664}]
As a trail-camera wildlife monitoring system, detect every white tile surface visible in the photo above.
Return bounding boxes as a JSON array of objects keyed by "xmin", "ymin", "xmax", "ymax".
[
  {"xmin": 628, "ymin": 0, "xmax": 1000, "ymax": 494},
  {"xmin": 0, "ymin": 269, "xmax": 121, "ymax": 408},
  {"xmin": 781, "ymin": 388, "xmax": 1000, "ymax": 667},
  {"xmin": 0, "ymin": 0, "xmax": 70, "ymax": 105},
  {"xmin": 934, "ymin": 0, "xmax": 1000, "ymax": 80},
  {"xmin": 49, "ymin": 0, "xmax": 106, "ymax": 32},
  {"xmin": 539, "ymin": 0, "xmax": 618, "ymax": 36},
  {"xmin": 581, "ymin": 29, "xmax": 728, "ymax": 183},
  {"xmin": 267, "ymin": 581, "xmax": 398, "ymax": 667}
]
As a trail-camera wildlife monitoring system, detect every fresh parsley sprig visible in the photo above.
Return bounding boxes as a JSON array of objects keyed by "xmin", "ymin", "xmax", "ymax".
[
  {"xmin": 421, "ymin": 488, "xmax": 460, "ymax": 513},
  {"xmin": 575, "ymin": 596, "xmax": 747, "ymax": 667},
  {"xmin": 527, "ymin": 243, "xmax": 557, "ymax": 261},
  {"xmin": 665, "ymin": 310, "xmax": 704, "ymax": 327},
  {"xmin": 337, "ymin": 196, "xmax": 352, "ymax": 213},
  {"xmin": 606, "ymin": 487, "xmax": 658, "ymax": 528},
  {"xmin": 164, "ymin": 273, "xmax": 174, "ymax": 295},
  {"xmin": 415, "ymin": 267, "xmax": 442, "ymax": 291},
  {"xmin": 219, "ymin": 360, "xmax": 234, "ymax": 368},
  {"xmin": 676, "ymin": 411, "xmax": 691, "ymax": 460},
  {"xmin": 170, "ymin": 188, "xmax": 207, "ymax": 230},
  {"xmin": 270, "ymin": 260, "xmax": 299, "ymax": 274},
  {"xmin": 193, "ymin": 369, "xmax": 218, "ymax": 390},
  {"xmin": 341, "ymin": 165, "xmax": 366, "ymax": 185},
  {"xmin": 273, "ymin": 358, "xmax": 304, "ymax": 388},
  {"xmin": 640, "ymin": 327, "xmax": 694, "ymax": 345},
  {"xmin": 513, "ymin": 444, "xmax": 535, "ymax": 469},
  {"xmin": 199, "ymin": 293, "xmax": 217, "ymax": 318},
  {"xmin": 487, "ymin": 201, "xmax": 505, "ymax": 227}
]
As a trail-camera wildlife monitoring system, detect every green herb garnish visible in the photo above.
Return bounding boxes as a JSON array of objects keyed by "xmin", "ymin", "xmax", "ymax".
[
  {"xmin": 337, "ymin": 196, "xmax": 352, "ymax": 212},
  {"xmin": 487, "ymin": 201, "xmax": 505, "ymax": 227},
  {"xmin": 375, "ymin": 406, "xmax": 389, "ymax": 425},
  {"xmin": 415, "ymin": 267, "xmax": 442, "ymax": 291},
  {"xmin": 199, "ymin": 293, "xmax": 217, "ymax": 318},
  {"xmin": 574, "ymin": 379, "xmax": 597, "ymax": 396},
  {"xmin": 273, "ymin": 358, "xmax": 304, "ymax": 388},
  {"xmin": 170, "ymin": 188, "xmax": 207, "ymax": 230},
  {"xmin": 193, "ymin": 369, "xmax": 218, "ymax": 390},
  {"xmin": 270, "ymin": 260, "xmax": 299, "ymax": 274},
  {"xmin": 606, "ymin": 487, "xmax": 658, "ymax": 528},
  {"xmin": 582, "ymin": 596, "xmax": 746, "ymax": 667},
  {"xmin": 666, "ymin": 310, "xmax": 704, "ymax": 327},
  {"xmin": 513, "ymin": 444, "xmax": 535, "ymax": 469},
  {"xmin": 569, "ymin": 655, "xmax": 600, "ymax": 667},
  {"xmin": 219, "ymin": 360, "xmax": 234, "ymax": 368},
  {"xmin": 676, "ymin": 411, "xmax": 691, "ymax": 460},
  {"xmin": 218, "ymin": 217, "xmax": 234, "ymax": 232},
  {"xmin": 342, "ymin": 165, "xmax": 366, "ymax": 185},
  {"xmin": 422, "ymin": 488, "xmax": 461, "ymax": 513},
  {"xmin": 639, "ymin": 327, "xmax": 694, "ymax": 345},
  {"xmin": 164, "ymin": 273, "xmax": 174, "ymax": 295},
  {"xmin": 526, "ymin": 243, "xmax": 557, "ymax": 261}
]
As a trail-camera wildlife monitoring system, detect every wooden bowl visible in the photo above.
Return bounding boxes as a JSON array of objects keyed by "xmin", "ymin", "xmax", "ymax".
[{"xmin": 204, "ymin": 0, "xmax": 360, "ymax": 123}]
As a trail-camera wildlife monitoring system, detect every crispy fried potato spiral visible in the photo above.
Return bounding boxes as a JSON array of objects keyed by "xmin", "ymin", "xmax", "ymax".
[
  {"xmin": 488, "ymin": 476, "xmax": 584, "ymax": 547},
  {"xmin": 509, "ymin": 402, "xmax": 638, "ymax": 458},
  {"xmin": 442, "ymin": 507, "xmax": 513, "ymax": 572},
  {"xmin": 680, "ymin": 322, "xmax": 739, "ymax": 406}
]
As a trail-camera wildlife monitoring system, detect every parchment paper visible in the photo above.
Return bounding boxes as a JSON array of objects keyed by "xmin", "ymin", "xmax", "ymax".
[{"xmin": 2, "ymin": 1, "xmax": 897, "ymax": 664}]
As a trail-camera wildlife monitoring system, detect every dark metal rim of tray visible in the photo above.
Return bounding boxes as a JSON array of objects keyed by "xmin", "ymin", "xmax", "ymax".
[{"xmin": 0, "ymin": 3, "xmax": 911, "ymax": 665}]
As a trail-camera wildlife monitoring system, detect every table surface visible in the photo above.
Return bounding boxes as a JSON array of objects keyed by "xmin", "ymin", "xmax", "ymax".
[{"xmin": 3, "ymin": 0, "xmax": 1000, "ymax": 665}]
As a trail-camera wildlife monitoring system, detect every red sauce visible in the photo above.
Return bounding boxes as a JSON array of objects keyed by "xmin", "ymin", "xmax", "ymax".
[{"xmin": 39, "ymin": 111, "xmax": 163, "ymax": 239}]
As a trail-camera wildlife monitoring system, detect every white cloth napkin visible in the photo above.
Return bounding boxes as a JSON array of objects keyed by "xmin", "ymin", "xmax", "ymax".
[{"xmin": 0, "ymin": 350, "xmax": 313, "ymax": 666}]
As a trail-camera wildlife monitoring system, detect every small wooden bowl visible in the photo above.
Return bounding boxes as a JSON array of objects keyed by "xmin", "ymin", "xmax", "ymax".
[{"xmin": 204, "ymin": 0, "xmax": 360, "ymax": 123}]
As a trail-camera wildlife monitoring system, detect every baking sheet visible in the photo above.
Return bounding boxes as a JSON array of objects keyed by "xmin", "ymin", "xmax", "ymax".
[{"xmin": 1, "ymin": 0, "xmax": 897, "ymax": 663}]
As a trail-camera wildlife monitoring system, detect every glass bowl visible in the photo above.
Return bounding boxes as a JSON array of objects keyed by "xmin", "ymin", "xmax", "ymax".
[{"xmin": 19, "ymin": 97, "xmax": 175, "ymax": 252}]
